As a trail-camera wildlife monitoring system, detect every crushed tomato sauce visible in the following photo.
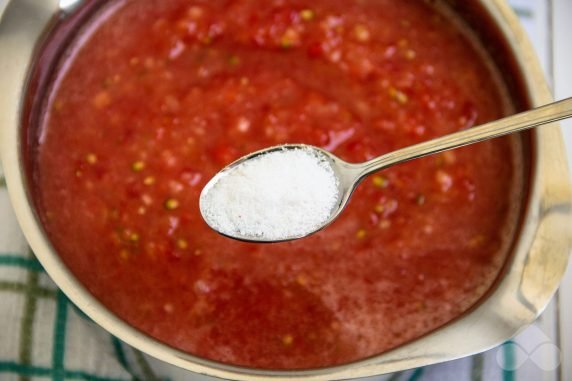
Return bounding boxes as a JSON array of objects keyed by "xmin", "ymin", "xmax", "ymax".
[{"xmin": 36, "ymin": 0, "xmax": 522, "ymax": 369}]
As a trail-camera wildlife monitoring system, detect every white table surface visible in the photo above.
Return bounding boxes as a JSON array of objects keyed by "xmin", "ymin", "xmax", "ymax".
[
  {"xmin": 514, "ymin": 1, "xmax": 572, "ymax": 380},
  {"xmin": 550, "ymin": 1, "xmax": 572, "ymax": 380},
  {"xmin": 0, "ymin": 0, "xmax": 570, "ymax": 380}
]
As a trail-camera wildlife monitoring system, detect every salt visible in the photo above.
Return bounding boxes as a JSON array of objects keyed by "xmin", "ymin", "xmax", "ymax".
[{"xmin": 199, "ymin": 147, "xmax": 341, "ymax": 241}]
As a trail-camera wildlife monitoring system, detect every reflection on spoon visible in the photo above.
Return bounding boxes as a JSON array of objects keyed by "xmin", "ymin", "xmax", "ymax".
[{"xmin": 200, "ymin": 97, "xmax": 572, "ymax": 243}]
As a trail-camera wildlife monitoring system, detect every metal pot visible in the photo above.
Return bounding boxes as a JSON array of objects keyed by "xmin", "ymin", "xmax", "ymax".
[{"xmin": 0, "ymin": 0, "xmax": 570, "ymax": 379}]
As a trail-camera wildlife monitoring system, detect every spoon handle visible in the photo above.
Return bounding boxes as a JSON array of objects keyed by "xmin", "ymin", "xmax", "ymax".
[{"xmin": 356, "ymin": 97, "xmax": 572, "ymax": 178}]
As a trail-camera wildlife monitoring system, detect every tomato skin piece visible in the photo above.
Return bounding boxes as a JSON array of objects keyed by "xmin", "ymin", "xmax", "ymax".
[
  {"xmin": 307, "ymin": 42, "xmax": 323, "ymax": 58},
  {"xmin": 209, "ymin": 144, "xmax": 240, "ymax": 166}
]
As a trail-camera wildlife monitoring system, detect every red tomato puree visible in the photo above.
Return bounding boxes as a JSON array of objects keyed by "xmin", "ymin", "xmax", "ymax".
[{"xmin": 36, "ymin": 0, "xmax": 523, "ymax": 369}]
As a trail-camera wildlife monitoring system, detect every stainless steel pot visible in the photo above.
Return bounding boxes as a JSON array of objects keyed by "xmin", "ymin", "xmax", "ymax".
[{"xmin": 1, "ymin": 0, "xmax": 571, "ymax": 379}]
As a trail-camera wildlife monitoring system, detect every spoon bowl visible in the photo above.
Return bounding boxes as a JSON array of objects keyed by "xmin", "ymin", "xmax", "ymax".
[{"xmin": 199, "ymin": 144, "xmax": 356, "ymax": 242}]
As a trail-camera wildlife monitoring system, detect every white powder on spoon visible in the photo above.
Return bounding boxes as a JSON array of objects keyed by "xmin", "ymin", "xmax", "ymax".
[{"xmin": 199, "ymin": 147, "xmax": 340, "ymax": 241}]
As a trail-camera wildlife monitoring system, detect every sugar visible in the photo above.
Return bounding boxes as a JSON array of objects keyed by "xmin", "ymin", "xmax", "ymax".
[{"xmin": 199, "ymin": 147, "xmax": 340, "ymax": 241}]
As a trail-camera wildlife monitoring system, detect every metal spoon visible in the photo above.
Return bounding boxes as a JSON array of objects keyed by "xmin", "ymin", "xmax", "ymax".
[{"xmin": 200, "ymin": 97, "xmax": 572, "ymax": 243}]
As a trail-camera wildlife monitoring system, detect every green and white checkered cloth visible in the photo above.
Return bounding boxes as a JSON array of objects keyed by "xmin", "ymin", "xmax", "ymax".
[{"xmin": 0, "ymin": 164, "xmax": 167, "ymax": 381}]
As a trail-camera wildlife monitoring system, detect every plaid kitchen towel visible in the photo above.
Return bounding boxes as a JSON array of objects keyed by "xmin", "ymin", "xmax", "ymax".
[
  {"xmin": 0, "ymin": 164, "xmax": 166, "ymax": 381},
  {"xmin": 0, "ymin": 0, "xmax": 564, "ymax": 380}
]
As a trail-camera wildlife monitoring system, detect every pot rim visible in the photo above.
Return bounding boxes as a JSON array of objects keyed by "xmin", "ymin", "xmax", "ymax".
[{"xmin": 0, "ymin": 0, "xmax": 570, "ymax": 379}]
